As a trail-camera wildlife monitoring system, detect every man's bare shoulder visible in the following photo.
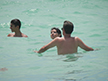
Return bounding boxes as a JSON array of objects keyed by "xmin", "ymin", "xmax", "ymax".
[
  {"xmin": 22, "ymin": 33, "xmax": 28, "ymax": 37},
  {"xmin": 7, "ymin": 33, "xmax": 28, "ymax": 37},
  {"xmin": 54, "ymin": 37, "xmax": 64, "ymax": 41},
  {"xmin": 73, "ymin": 36, "xmax": 79, "ymax": 40},
  {"xmin": 7, "ymin": 33, "xmax": 15, "ymax": 37},
  {"xmin": 74, "ymin": 37, "xmax": 82, "ymax": 41}
]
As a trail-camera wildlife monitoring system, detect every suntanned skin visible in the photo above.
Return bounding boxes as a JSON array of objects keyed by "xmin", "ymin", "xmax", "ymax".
[
  {"xmin": 34, "ymin": 29, "xmax": 94, "ymax": 55},
  {"xmin": 7, "ymin": 33, "xmax": 28, "ymax": 37},
  {"xmin": 0, "ymin": 67, "xmax": 8, "ymax": 71},
  {"xmin": 50, "ymin": 29, "xmax": 61, "ymax": 39},
  {"xmin": 7, "ymin": 23, "xmax": 28, "ymax": 37}
]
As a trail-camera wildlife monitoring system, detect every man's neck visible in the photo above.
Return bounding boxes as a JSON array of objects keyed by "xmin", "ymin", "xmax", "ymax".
[
  {"xmin": 14, "ymin": 30, "xmax": 22, "ymax": 37},
  {"xmin": 64, "ymin": 34, "xmax": 71, "ymax": 38}
]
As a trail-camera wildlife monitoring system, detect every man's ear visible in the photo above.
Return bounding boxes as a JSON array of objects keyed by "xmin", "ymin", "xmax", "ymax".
[
  {"xmin": 59, "ymin": 34, "xmax": 62, "ymax": 37},
  {"xmin": 63, "ymin": 29, "xmax": 65, "ymax": 35},
  {"xmin": 63, "ymin": 29, "xmax": 65, "ymax": 32},
  {"xmin": 59, "ymin": 34, "xmax": 61, "ymax": 37},
  {"xmin": 16, "ymin": 26, "xmax": 19, "ymax": 29}
]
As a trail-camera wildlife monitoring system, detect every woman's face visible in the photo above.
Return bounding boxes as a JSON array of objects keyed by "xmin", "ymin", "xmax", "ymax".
[{"xmin": 50, "ymin": 29, "xmax": 60, "ymax": 39}]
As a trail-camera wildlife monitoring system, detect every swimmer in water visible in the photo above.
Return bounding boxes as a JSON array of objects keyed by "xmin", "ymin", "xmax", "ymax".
[
  {"xmin": 0, "ymin": 67, "xmax": 8, "ymax": 71},
  {"xmin": 34, "ymin": 20, "xmax": 94, "ymax": 55},
  {"xmin": 7, "ymin": 19, "xmax": 28, "ymax": 37}
]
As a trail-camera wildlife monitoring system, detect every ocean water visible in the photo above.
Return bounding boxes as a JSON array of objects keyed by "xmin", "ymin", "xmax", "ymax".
[{"xmin": 0, "ymin": 0, "xmax": 108, "ymax": 81}]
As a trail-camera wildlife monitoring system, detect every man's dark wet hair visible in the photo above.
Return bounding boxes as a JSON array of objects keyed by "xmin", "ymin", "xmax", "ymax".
[
  {"xmin": 51, "ymin": 27, "xmax": 62, "ymax": 37},
  {"xmin": 11, "ymin": 19, "xmax": 21, "ymax": 29},
  {"xmin": 62, "ymin": 21, "xmax": 74, "ymax": 34}
]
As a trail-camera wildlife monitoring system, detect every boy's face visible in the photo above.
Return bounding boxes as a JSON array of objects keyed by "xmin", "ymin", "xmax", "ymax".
[
  {"xmin": 10, "ymin": 23, "xmax": 17, "ymax": 32},
  {"xmin": 50, "ymin": 29, "xmax": 60, "ymax": 39}
]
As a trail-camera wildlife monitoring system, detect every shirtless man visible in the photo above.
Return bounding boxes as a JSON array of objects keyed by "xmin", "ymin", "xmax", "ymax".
[
  {"xmin": 34, "ymin": 21, "xmax": 94, "ymax": 55},
  {"xmin": 7, "ymin": 19, "xmax": 28, "ymax": 37}
]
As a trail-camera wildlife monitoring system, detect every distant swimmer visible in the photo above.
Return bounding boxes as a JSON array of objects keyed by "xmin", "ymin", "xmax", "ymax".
[
  {"xmin": 7, "ymin": 19, "xmax": 28, "ymax": 37},
  {"xmin": 0, "ymin": 67, "xmax": 8, "ymax": 71},
  {"xmin": 34, "ymin": 20, "xmax": 94, "ymax": 55},
  {"xmin": 50, "ymin": 27, "xmax": 62, "ymax": 39}
]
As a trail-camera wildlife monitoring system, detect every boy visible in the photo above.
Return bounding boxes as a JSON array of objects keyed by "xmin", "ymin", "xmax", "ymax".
[
  {"xmin": 50, "ymin": 27, "xmax": 62, "ymax": 39},
  {"xmin": 34, "ymin": 21, "xmax": 94, "ymax": 55},
  {"xmin": 7, "ymin": 19, "xmax": 28, "ymax": 37}
]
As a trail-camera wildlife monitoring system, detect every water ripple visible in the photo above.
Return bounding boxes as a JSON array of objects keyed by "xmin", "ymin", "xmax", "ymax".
[
  {"xmin": 23, "ymin": 8, "xmax": 39, "ymax": 14},
  {"xmin": 89, "ymin": 34, "xmax": 101, "ymax": 37},
  {"xmin": 0, "ymin": 23, "xmax": 9, "ymax": 28}
]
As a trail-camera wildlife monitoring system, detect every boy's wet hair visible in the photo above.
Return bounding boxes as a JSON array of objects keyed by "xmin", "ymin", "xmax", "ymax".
[
  {"xmin": 63, "ymin": 21, "xmax": 74, "ymax": 34},
  {"xmin": 51, "ymin": 27, "xmax": 62, "ymax": 37},
  {"xmin": 11, "ymin": 19, "xmax": 21, "ymax": 29}
]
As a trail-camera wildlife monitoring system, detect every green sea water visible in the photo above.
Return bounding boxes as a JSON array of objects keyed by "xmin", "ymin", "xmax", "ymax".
[{"xmin": 0, "ymin": 0, "xmax": 108, "ymax": 81}]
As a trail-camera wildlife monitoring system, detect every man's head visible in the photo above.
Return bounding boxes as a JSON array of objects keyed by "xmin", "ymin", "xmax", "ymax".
[
  {"xmin": 10, "ymin": 19, "xmax": 21, "ymax": 32},
  {"xmin": 62, "ymin": 21, "xmax": 74, "ymax": 34},
  {"xmin": 50, "ymin": 27, "xmax": 62, "ymax": 39}
]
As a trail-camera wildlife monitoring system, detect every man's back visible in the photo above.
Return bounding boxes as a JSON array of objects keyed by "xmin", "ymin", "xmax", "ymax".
[
  {"xmin": 55, "ymin": 36, "xmax": 94, "ymax": 55},
  {"xmin": 56, "ymin": 37, "xmax": 78, "ymax": 55}
]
